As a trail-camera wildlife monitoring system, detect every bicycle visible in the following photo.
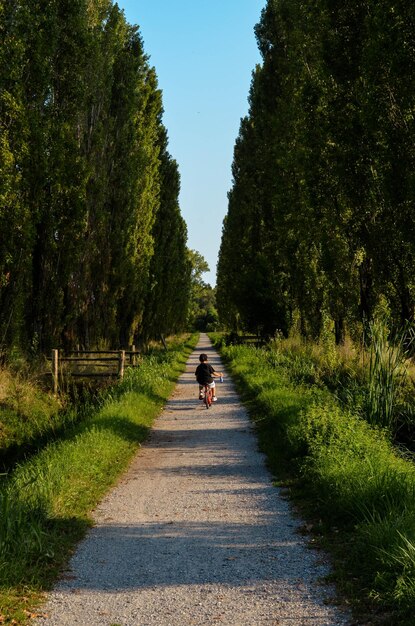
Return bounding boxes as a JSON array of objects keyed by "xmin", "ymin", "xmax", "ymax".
[{"xmin": 202, "ymin": 383, "xmax": 213, "ymax": 409}]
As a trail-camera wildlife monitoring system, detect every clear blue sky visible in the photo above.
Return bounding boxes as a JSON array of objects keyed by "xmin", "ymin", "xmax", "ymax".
[{"xmin": 116, "ymin": 0, "xmax": 265, "ymax": 286}]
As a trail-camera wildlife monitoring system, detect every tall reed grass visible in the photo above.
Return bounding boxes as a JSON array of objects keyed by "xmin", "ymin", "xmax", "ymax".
[{"xmin": 364, "ymin": 320, "xmax": 412, "ymax": 433}]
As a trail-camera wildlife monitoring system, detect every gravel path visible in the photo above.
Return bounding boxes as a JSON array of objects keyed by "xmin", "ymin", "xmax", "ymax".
[{"xmin": 36, "ymin": 334, "xmax": 351, "ymax": 626}]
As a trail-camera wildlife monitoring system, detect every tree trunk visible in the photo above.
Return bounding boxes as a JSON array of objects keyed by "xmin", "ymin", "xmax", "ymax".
[
  {"xmin": 334, "ymin": 317, "xmax": 345, "ymax": 345},
  {"xmin": 400, "ymin": 289, "xmax": 414, "ymax": 326},
  {"xmin": 395, "ymin": 261, "xmax": 415, "ymax": 326},
  {"xmin": 359, "ymin": 257, "xmax": 373, "ymax": 324}
]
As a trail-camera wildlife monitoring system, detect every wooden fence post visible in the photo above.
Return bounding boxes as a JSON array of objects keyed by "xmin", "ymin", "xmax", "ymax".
[
  {"xmin": 130, "ymin": 344, "xmax": 136, "ymax": 366},
  {"xmin": 52, "ymin": 349, "xmax": 59, "ymax": 395},
  {"xmin": 118, "ymin": 350, "xmax": 125, "ymax": 380}
]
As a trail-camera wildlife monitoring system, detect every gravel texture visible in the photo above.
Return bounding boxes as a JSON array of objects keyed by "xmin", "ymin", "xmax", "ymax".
[{"xmin": 36, "ymin": 334, "xmax": 351, "ymax": 626}]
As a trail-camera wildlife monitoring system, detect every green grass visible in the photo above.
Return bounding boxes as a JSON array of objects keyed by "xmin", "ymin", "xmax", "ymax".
[
  {"xmin": 0, "ymin": 334, "xmax": 197, "ymax": 624},
  {"xmin": 0, "ymin": 366, "xmax": 63, "ymax": 458},
  {"xmin": 213, "ymin": 339, "xmax": 415, "ymax": 625}
]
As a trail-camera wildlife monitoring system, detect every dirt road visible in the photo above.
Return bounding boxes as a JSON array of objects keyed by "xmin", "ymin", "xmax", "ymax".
[{"xmin": 36, "ymin": 334, "xmax": 350, "ymax": 626}]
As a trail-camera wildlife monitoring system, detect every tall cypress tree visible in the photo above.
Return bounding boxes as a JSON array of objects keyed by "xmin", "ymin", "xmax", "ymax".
[
  {"xmin": 0, "ymin": 0, "xmax": 32, "ymax": 347},
  {"xmin": 218, "ymin": 0, "xmax": 415, "ymax": 339},
  {"xmin": 141, "ymin": 127, "xmax": 191, "ymax": 344},
  {"xmin": 0, "ymin": 0, "xmax": 191, "ymax": 353}
]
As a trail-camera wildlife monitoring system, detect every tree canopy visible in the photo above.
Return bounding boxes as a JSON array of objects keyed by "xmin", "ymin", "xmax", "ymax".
[
  {"xmin": 0, "ymin": 0, "xmax": 191, "ymax": 352},
  {"xmin": 217, "ymin": 0, "xmax": 415, "ymax": 341}
]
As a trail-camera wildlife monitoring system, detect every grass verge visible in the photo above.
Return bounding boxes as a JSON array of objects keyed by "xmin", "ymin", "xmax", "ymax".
[
  {"xmin": 213, "ymin": 340, "xmax": 415, "ymax": 625},
  {"xmin": 0, "ymin": 365, "xmax": 64, "ymax": 467},
  {"xmin": 0, "ymin": 334, "xmax": 197, "ymax": 624}
]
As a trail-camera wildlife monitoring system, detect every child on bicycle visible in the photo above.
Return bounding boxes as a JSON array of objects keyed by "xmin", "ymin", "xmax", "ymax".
[{"xmin": 195, "ymin": 353, "xmax": 223, "ymax": 402}]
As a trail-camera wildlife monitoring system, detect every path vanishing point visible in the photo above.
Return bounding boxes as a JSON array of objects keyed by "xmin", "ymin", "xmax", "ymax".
[{"xmin": 36, "ymin": 334, "xmax": 351, "ymax": 626}]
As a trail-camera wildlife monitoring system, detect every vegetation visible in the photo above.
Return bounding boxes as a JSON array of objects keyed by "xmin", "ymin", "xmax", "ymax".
[
  {"xmin": 0, "ymin": 334, "xmax": 196, "ymax": 624},
  {"xmin": 217, "ymin": 0, "xmax": 415, "ymax": 341},
  {"xmin": 3, "ymin": 0, "xmax": 415, "ymax": 620},
  {"xmin": 187, "ymin": 250, "xmax": 219, "ymax": 331},
  {"xmin": 0, "ymin": 362, "xmax": 63, "ymax": 466},
  {"xmin": 212, "ymin": 334, "xmax": 415, "ymax": 624},
  {"xmin": 0, "ymin": 0, "xmax": 191, "ymax": 354}
]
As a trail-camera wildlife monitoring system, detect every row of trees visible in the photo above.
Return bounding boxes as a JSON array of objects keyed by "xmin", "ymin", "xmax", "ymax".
[
  {"xmin": 1, "ymin": 0, "xmax": 191, "ymax": 352},
  {"xmin": 217, "ymin": 0, "xmax": 415, "ymax": 341}
]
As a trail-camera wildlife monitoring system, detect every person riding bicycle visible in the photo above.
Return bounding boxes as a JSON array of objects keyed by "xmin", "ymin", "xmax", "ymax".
[{"xmin": 195, "ymin": 353, "xmax": 223, "ymax": 402}]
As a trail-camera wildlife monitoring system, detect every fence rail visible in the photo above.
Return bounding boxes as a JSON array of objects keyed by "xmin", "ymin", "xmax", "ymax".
[
  {"xmin": 49, "ymin": 347, "xmax": 139, "ymax": 394},
  {"xmin": 238, "ymin": 335, "xmax": 266, "ymax": 347}
]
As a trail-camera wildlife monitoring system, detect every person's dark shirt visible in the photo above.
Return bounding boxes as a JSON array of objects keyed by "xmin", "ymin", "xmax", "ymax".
[{"xmin": 195, "ymin": 362, "xmax": 215, "ymax": 384}]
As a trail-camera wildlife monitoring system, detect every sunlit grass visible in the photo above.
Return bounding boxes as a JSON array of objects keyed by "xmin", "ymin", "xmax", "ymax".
[
  {"xmin": 0, "ymin": 367, "xmax": 62, "ymax": 452},
  {"xmin": 215, "ymin": 339, "xmax": 415, "ymax": 624}
]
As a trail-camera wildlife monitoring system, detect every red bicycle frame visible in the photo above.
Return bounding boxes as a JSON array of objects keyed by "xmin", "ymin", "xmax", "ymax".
[{"xmin": 203, "ymin": 383, "xmax": 213, "ymax": 409}]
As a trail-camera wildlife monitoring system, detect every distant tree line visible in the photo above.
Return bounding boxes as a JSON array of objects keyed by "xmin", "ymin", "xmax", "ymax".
[
  {"xmin": 217, "ymin": 0, "xmax": 415, "ymax": 342},
  {"xmin": 0, "ymin": 0, "xmax": 191, "ymax": 353},
  {"xmin": 187, "ymin": 250, "xmax": 218, "ymax": 332}
]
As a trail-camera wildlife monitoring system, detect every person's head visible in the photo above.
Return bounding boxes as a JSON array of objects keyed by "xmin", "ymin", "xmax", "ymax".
[{"xmin": 199, "ymin": 353, "xmax": 208, "ymax": 362}]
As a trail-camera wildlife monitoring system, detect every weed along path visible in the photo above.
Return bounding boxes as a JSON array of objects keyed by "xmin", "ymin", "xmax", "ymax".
[{"xmin": 36, "ymin": 334, "xmax": 350, "ymax": 626}]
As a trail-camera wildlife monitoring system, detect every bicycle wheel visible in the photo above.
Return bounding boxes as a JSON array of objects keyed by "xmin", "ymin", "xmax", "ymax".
[{"xmin": 204, "ymin": 385, "xmax": 211, "ymax": 409}]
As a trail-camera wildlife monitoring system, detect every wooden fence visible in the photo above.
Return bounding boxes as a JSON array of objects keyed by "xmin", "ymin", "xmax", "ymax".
[
  {"xmin": 50, "ymin": 347, "xmax": 139, "ymax": 394},
  {"xmin": 238, "ymin": 335, "xmax": 266, "ymax": 347}
]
